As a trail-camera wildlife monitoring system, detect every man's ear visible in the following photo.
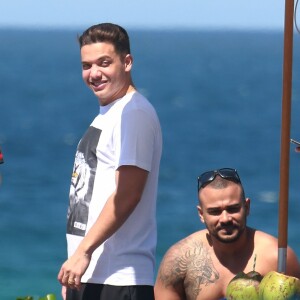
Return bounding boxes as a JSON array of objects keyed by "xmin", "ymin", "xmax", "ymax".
[
  {"xmin": 197, "ymin": 205, "xmax": 205, "ymax": 223},
  {"xmin": 245, "ymin": 198, "xmax": 251, "ymax": 216},
  {"xmin": 124, "ymin": 54, "xmax": 133, "ymax": 71}
]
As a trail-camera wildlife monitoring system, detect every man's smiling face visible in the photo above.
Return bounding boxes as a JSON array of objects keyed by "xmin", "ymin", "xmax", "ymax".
[{"xmin": 81, "ymin": 42, "xmax": 132, "ymax": 106}]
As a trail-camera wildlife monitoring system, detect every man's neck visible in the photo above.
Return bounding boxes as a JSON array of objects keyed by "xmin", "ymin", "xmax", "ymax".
[
  {"xmin": 210, "ymin": 228, "xmax": 254, "ymax": 272},
  {"xmin": 126, "ymin": 84, "xmax": 136, "ymax": 95}
]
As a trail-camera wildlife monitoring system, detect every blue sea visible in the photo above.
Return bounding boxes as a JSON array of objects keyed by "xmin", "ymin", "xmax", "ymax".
[{"xmin": 0, "ymin": 28, "xmax": 300, "ymax": 299}]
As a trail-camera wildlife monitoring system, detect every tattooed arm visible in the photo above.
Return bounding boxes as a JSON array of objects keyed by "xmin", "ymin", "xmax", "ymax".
[
  {"xmin": 155, "ymin": 242, "xmax": 187, "ymax": 300},
  {"xmin": 155, "ymin": 234, "xmax": 220, "ymax": 300}
]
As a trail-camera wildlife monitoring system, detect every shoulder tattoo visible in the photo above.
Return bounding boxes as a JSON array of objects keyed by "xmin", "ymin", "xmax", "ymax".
[{"xmin": 158, "ymin": 239, "xmax": 219, "ymax": 298}]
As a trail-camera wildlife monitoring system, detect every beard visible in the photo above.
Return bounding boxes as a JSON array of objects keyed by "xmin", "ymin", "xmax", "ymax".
[
  {"xmin": 214, "ymin": 225, "xmax": 246, "ymax": 243},
  {"xmin": 206, "ymin": 219, "xmax": 247, "ymax": 244}
]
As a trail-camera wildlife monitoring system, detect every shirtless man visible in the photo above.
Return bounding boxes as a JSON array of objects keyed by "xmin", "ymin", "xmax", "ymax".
[{"xmin": 154, "ymin": 168, "xmax": 300, "ymax": 300}]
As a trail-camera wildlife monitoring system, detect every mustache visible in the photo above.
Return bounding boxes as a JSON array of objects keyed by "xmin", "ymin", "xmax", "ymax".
[{"xmin": 217, "ymin": 223, "xmax": 236, "ymax": 230}]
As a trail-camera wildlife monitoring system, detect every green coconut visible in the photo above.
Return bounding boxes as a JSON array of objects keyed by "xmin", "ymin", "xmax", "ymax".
[
  {"xmin": 226, "ymin": 271, "xmax": 262, "ymax": 300},
  {"xmin": 259, "ymin": 271, "xmax": 300, "ymax": 300}
]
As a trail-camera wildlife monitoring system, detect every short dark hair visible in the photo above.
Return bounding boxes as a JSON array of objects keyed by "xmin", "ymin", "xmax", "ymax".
[
  {"xmin": 199, "ymin": 175, "xmax": 246, "ymax": 203},
  {"xmin": 78, "ymin": 23, "xmax": 131, "ymax": 56}
]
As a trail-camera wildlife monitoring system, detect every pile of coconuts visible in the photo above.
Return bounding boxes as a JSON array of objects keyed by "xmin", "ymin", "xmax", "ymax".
[{"xmin": 226, "ymin": 270, "xmax": 300, "ymax": 299}]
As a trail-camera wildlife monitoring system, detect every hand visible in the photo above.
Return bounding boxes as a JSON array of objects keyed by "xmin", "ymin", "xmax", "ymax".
[
  {"xmin": 57, "ymin": 251, "xmax": 91, "ymax": 291},
  {"xmin": 296, "ymin": 146, "xmax": 300, "ymax": 153}
]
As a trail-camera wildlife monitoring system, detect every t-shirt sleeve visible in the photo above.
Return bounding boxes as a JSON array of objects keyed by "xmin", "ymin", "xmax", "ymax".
[{"xmin": 116, "ymin": 109, "xmax": 156, "ymax": 171}]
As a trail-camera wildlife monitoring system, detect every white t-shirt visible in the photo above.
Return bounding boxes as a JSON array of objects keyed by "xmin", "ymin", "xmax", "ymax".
[{"xmin": 66, "ymin": 91, "xmax": 162, "ymax": 286}]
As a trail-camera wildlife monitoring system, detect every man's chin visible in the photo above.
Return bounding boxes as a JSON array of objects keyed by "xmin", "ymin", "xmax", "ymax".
[
  {"xmin": 215, "ymin": 227, "xmax": 245, "ymax": 244},
  {"xmin": 215, "ymin": 230, "xmax": 240, "ymax": 243},
  {"xmin": 216, "ymin": 235, "xmax": 239, "ymax": 244}
]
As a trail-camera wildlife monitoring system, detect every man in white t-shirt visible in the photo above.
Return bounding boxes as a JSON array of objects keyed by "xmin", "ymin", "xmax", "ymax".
[{"xmin": 58, "ymin": 23, "xmax": 162, "ymax": 300}]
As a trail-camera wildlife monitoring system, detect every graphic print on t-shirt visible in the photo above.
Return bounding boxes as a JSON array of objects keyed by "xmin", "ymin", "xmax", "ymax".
[{"xmin": 67, "ymin": 126, "xmax": 101, "ymax": 236}]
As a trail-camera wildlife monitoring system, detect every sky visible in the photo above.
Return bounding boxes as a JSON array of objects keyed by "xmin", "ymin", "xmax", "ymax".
[{"xmin": 0, "ymin": 0, "xmax": 293, "ymax": 31}]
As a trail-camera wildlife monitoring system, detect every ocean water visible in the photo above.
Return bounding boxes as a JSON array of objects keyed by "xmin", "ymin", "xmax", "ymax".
[{"xmin": 0, "ymin": 29, "xmax": 300, "ymax": 299}]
